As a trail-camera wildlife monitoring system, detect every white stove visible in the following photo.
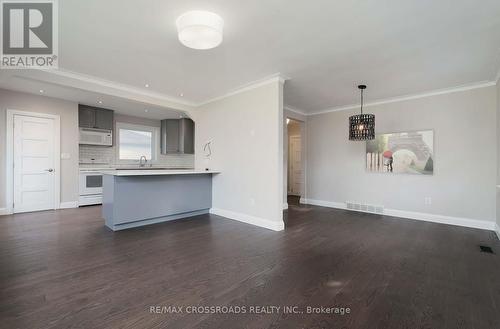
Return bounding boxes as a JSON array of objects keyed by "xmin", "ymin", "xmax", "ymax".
[{"xmin": 79, "ymin": 168, "xmax": 114, "ymax": 206}]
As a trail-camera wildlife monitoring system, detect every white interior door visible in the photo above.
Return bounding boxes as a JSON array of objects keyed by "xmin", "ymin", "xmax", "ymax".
[
  {"xmin": 289, "ymin": 136, "xmax": 302, "ymax": 195},
  {"xmin": 13, "ymin": 115, "xmax": 56, "ymax": 213}
]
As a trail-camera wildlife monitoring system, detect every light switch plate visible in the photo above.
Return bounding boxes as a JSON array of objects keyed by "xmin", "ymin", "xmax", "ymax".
[{"xmin": 61, "ymin": 153, "xmax": 71, "ymax": 160}]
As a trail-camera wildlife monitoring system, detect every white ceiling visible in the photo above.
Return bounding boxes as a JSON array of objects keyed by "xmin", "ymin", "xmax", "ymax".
[
  {"xmin": 0, "ymin": 74, "xmax": 188, "ymax": 119},
  {"xmin": 1, "ymin": 0, "xmax": 500, "ymax": 115}
]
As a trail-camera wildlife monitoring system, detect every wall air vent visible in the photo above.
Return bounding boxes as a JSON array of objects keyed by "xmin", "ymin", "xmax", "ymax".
[{"xmin": 345, "ymin": 201, "xmax": 384, "ymax": 215}]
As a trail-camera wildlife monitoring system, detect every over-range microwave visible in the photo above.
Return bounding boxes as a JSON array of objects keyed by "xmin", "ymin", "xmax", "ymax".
[{"xmin": 79, "ymin": 128, "xmax": 113, "ymax": 146}]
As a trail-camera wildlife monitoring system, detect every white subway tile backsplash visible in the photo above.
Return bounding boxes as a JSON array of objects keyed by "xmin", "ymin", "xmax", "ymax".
[
  {"xmin": 79, "ymin": 145, "xmax": 115, "ymax": 164},
  {"xmin": 79, "ymin": 145, "xmax": 194, "ymax": 168}
]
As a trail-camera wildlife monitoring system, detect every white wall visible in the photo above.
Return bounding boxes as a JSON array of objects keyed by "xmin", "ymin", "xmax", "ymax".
[
  {"xmin": 0, "ymin": 89, "xmax": 79, "ymax": 209},
  {"xmin": 496, "ymin": 79, "xmax": 500, "ymax": 235},
  {"xmin": 306, "ymin": 86, "xmax": 497, "ymax": 226},
  {"xmin": 194, "ymin": 80, "xmax": 284, "ymax": 231}
]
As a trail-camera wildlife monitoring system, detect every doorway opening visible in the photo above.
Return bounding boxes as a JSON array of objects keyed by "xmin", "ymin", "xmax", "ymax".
[{"xmin": 286, "ymin": 117, "xmax": 304, "ymax": 207}]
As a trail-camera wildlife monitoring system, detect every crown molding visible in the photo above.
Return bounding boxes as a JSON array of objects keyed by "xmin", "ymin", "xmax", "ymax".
[
  {"xmin": 283, "ymin": 105, "xmax": 308, "ymax": 116},
  {"xmin": 3, "ymin": 69, "xmax": 197, "ymax": 114},
  {"xmin": 197, "ymin": 73, "xmax": 290, "ymax": 106},
  {"xmin": 7, "ymin": 67, "xmax": 496, "ymax": 116},
  {"xmin": 47, "ymin": 69, "xmax": 197, "ymax": 107},
  {"xmin": 9, "ymin": 69, "xmax": 291, "ymax": 110},
  {"xmin": 307, "ymin": 80, "xmax": 497, "ymax": 116}
]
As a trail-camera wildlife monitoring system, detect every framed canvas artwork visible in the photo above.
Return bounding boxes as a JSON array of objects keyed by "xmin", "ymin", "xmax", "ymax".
[{"xmin": 366, "ymin": 130, "xmax": 434, "ymax": 175}]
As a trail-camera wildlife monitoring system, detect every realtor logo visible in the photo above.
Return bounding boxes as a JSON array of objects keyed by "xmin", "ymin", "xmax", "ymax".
[{"xmin": 1, "ymin": 0, "xmax": 58, "ymax": 68}]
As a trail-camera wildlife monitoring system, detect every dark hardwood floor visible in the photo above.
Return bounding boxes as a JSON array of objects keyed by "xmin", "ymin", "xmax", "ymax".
[
  {"xmin": 1, "ymin": 204, "xmax": 499, "ymax": 329},
  {"xmin": 287, "ymin": 195, "xmax": 300, "ymax": 206}
]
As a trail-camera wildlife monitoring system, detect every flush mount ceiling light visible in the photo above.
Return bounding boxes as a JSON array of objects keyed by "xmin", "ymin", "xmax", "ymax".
[
  {"xmin": 349, "ymin": 85, "xmax": 375, "ymax": 141},
  {"xmin": 176, "ymin": 11, "xmax": 224, "ymax": 50}
]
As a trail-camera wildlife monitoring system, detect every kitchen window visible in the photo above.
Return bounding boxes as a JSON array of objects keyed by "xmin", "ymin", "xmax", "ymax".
[{"xmin": 116, "ymin": 123, "xmax": 159, "ymax": 161}]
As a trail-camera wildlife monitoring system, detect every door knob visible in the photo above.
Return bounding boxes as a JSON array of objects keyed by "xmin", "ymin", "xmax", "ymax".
[{"xmin": 45, "ymin": 169, "xmax": 54, "ymax": 172}]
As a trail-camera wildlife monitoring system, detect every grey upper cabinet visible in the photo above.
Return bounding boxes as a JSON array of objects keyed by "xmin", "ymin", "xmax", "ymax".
[
  {"xmin": 78, "ymin": 105, "xmax": 114, "ymax": 130},
  {"xmin": 179, "ymin": 118, "xmax": 194, "ymax": 154},
  {"xmin": 163, "ymin": 119, "xmax": 180, "ymax": 153},
  {"xmin": 78, "ymin": 107, "xmax": 95, "ymax": 128},
  {"xmin": 161, "ymin": 118, "xmax": 194, "ymax": 154},
  {"xmin": 94, "ymin": 109, "xmax": 114, "ymax": 130}
]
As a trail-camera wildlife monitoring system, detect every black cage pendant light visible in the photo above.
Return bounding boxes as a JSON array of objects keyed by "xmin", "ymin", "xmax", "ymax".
[{"xmin": 349, "ymin": 85, "xmax": 375, "ymax": 141}]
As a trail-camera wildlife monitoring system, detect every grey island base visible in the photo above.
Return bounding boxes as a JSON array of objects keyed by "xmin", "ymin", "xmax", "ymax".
[{"xmin": 102, "ymin": 170, "xmax": 220, "ymax": 231}]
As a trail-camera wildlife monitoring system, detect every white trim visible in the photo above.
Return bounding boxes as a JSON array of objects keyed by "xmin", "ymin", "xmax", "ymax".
[
  {"xmin": 115, "ymin": 122, "xmax": 160, "ymax": 162},
  {"xmin": 284, "ymin": 105, "xmax": 308, "ymax": 116},
  {"xmin": 495, "ymin": 64, "xmax": 500, "ymax": 84},
  {"xmin": 302, "ymin": 198, "xmax": 345, "ymax": 209},
  {"xmin": 59, "ymin": 201, "xmax": 79, "ymax": 209},
  {"xmin": 384, "ymin": 209, "xmax": 495, "ymax": 231},
  {"xmin": 210, "ymin": 208, "xmax": 285, "ymax": 231},
  {"xmin": 307, "ymin": 80, "xmax": 497, "ymax": 116},
  {"xmin": 9, "ymin": 70, "xmax": 290, "ymax": 111},
  {"xmin": 284, "ymin": 117, "xmax": 307, "ymax": 209},
  {"xmin": 0, "ymin": 208, "xmax": 10, "ymax": 216},
  {"xmin": 278, "ymin": 79, "xmax": 285, "ymax": 226},
  {"xmin": 283, "ymin": 203, "xmax": 288, "ymax": 210},
  {"xmin": 6, "ymin": 110, "xmax": 61, "ymax": 213},
  {"xmin": 495, "ymin": 224, "xmax": 500, "ymax": 241},
  {"xmin": 198, "ymin": 73, "xmax": 290, "ymax": 106},
  {"xmin": 8, "ymin": 68, "xmax": 498, "ymax": 117},
  {"xmin": 46, "ymin": 69, "xmax": 196, "ymax": 107},
  {"xmin": 301, "ymin": 198, "xmax": 496, "ymax": 231}
]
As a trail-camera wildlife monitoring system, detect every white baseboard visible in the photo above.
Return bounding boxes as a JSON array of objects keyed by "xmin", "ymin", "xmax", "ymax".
[
  {"xmin": 301, "ymin": 198, "xmax": 496, "ymax": 231},
  {"xmin": 0, "ymin": 202, "xmax": 78, "ymax": 215},
  {"xmin": 302, "ymin": 198, "xmax": 345, "ymax": 209},
  {"xmin": 384, "ymin": 208, "xmax": 495, "ymax": 231},
  {"xmin": 283, "ymin": 203, "xmax": 288, "ymax": 210},
  {"xmin": 59, "ymin": 201, "xmax": 79, "ymax": 209},
  {"xmin": 210, "ymin": 208, "xmax": 285, "ymax": 231}
]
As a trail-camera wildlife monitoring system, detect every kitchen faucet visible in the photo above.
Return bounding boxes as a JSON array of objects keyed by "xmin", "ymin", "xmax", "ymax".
[{"xmin": 139, "ymin": 155, "xmax": 147, "ymax": 167}]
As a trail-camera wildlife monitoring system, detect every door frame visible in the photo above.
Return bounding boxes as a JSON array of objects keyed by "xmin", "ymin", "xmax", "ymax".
[
  {"xmin": 6, "ymin": 109, "xmax": 61, "ymax": 214},
  {"xmin": 288, "ymin": 135, "xmax": 302, "ymax": 196},
  {"xmin": 284, "ymin": 116, "xmax": 306, "ymax": 202}
]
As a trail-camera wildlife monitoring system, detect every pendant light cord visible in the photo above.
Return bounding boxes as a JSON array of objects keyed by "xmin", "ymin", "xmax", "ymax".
[{"xmin": 360, "ymin": 89, "xmax": 364, "ymax": 115}]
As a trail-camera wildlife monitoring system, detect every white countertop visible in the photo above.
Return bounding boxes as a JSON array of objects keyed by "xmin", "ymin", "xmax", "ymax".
[
  {"xmin": 101, "ymin": 169, "xmax": 220, "ymax": 176},
  {"xmin": 79, "ymin": 166, "xmax": 197, "ymax": 172},
  {"xmin": 79, "ymin": 167, "xmax": 115, "ymax": 172}
]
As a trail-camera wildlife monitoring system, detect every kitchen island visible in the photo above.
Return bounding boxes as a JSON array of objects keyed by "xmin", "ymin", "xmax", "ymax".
[{"xmin": 101, "ymin": 169, "xmax": 220, "ymax": 231}]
